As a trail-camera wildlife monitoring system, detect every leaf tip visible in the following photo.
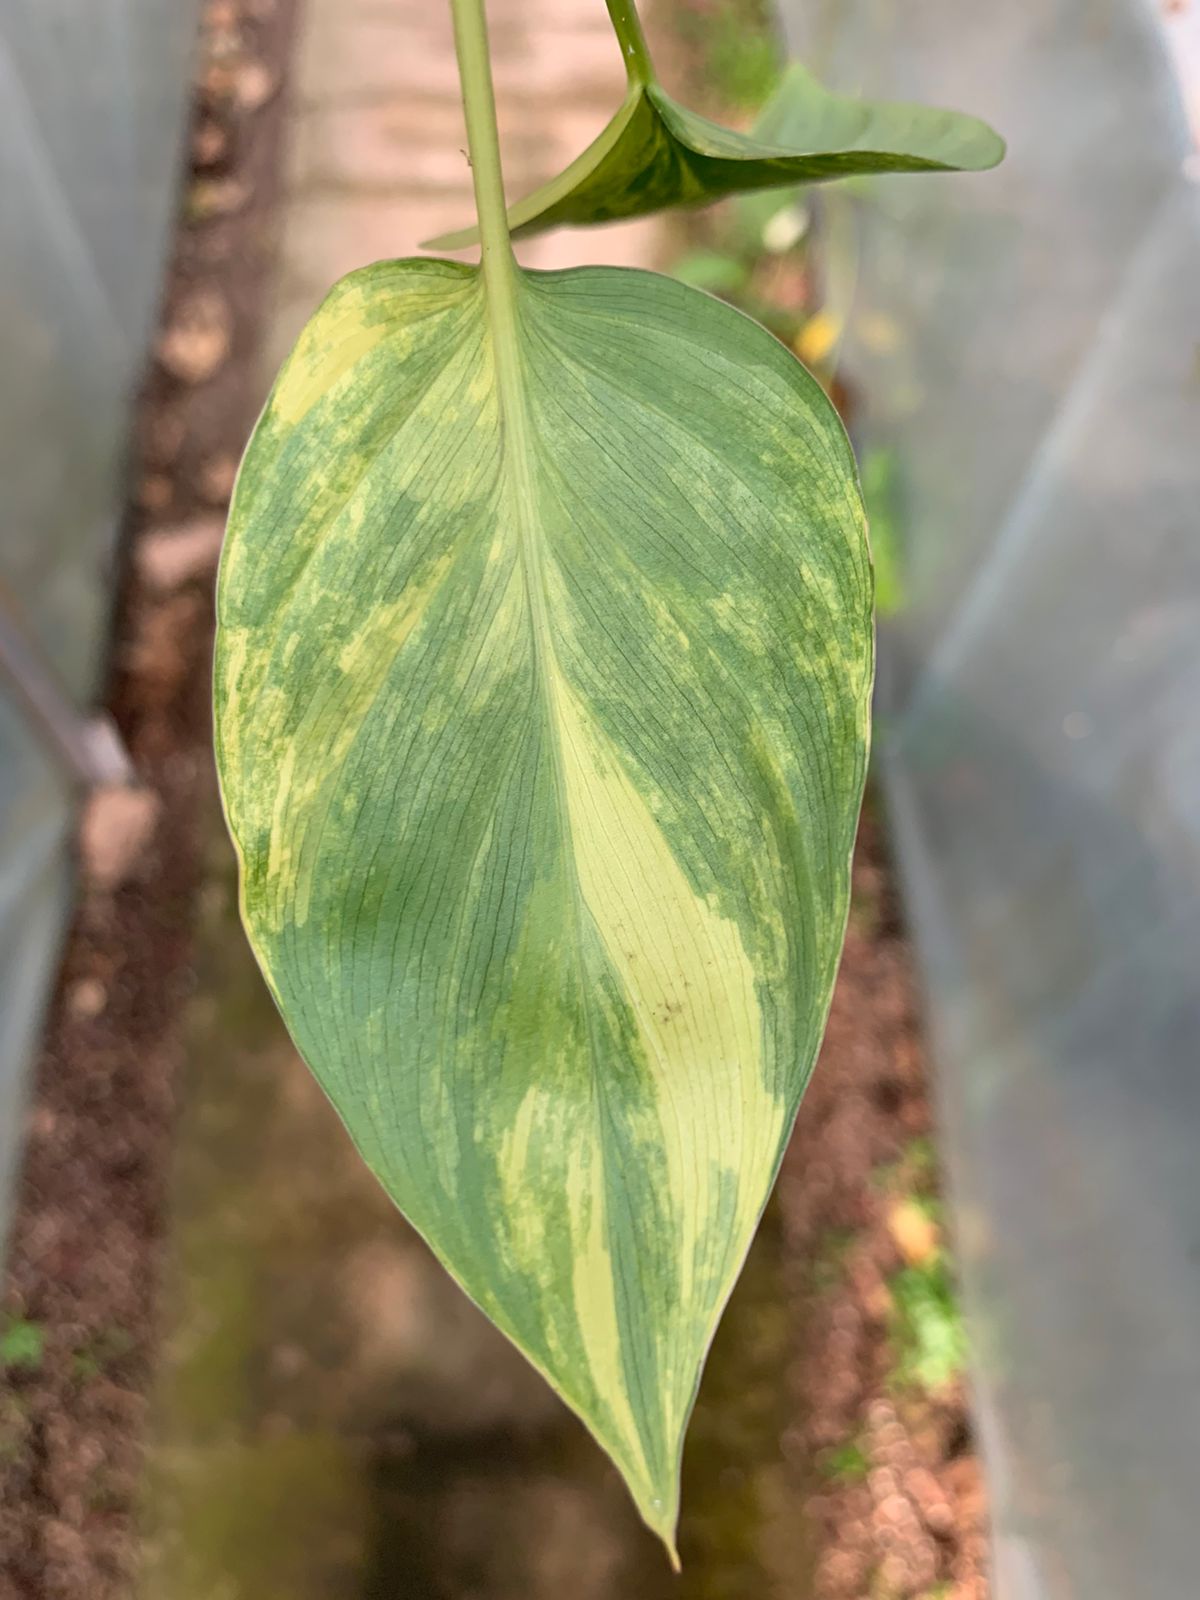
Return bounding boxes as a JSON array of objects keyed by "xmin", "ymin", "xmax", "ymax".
[
  {"xmin": 641, "ymin": 1498, "xmax": 682, "ymax": 1572},
  {"xmin": 630, "ymin": 1471, "xmax": 683, "ymax": 1571},
  {"xmin": 968, "ymin": 123, "xmax": 1007, "ymax": 172}
]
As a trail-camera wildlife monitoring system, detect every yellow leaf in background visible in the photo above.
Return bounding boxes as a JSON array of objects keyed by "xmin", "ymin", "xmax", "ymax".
[
  {"xmin": 887, "ymin": 1199, "xmax": 940, "ymax": 1266},
  {"xmin": 795, "ymin": 308, "xmax": 842, "ymax": 367}
]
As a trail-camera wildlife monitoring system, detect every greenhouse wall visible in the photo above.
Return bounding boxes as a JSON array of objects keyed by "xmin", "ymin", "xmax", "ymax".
[
  {"xmin": 777, "ymin": 0, "xmax": 1200, "ymax": 1594},
  {"xmin": 0, "ymin": 2, "xmax": 198, "ymax": 1246}
]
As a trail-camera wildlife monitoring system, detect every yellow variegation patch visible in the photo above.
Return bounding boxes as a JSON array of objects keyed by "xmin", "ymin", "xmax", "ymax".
[{"xmin": 214, "ymin": 258, "xmax": 872, "ymax": 1555}]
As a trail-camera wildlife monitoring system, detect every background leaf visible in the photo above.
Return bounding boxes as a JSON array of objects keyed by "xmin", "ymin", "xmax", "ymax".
[
  {"xmin": 214, "ymin": 258, "xmax": 873, "ymax": 1553},
  {"xmin": 427, "ymin": 62, "xmax": 1004, "ymax": 248}
]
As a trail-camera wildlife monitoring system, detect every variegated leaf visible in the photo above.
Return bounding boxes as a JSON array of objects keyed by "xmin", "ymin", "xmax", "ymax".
[
  {"xmin": 214, "ymin": 259, "xmax": 873, "ymax": 1555},
  {"xmin": 426, "ymin": 62, "xmax": 1004, "ymax": 250}
]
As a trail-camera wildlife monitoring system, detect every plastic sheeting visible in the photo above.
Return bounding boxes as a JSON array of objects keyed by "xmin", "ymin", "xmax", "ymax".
[
  {"xmin": 777, "ymin": 0, "xmax": 1200, "ymax": 1594},
  {"xmin": 0, "ymin": 2, "xmax": 198, "ymax": 1247}
]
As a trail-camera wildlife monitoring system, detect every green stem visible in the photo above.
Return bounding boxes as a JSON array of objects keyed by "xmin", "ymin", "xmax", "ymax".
[
  {"xmin": 448, "ymin": 0, "xmax": 515, "ymax": 291},
  {"xmin": 605, "ymin": 0, "xmax": 656, "ymax": 85}
]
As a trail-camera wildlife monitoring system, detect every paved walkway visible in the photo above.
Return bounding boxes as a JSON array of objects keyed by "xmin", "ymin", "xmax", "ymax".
[{"xmin": 268, "ymin": 0, "xmax": 662, "ymax": 369}]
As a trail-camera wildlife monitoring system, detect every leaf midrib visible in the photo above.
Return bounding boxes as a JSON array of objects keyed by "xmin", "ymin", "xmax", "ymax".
[
  {"xmin": 482, "ymin": 263, "xmax": 657, "ymax": 1492},
  {"xmin": 483, "ymin": 271, "xmax": 611, "ymax": 1053}
]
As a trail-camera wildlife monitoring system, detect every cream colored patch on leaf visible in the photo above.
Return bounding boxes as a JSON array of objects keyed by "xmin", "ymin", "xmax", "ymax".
[
  {"xmin": 548, "ymin": 666, "xmax": 775, "ymax": 1419},
  {"xmin": 568, "ymin": 1157, "xmax": 654, "ymax": 1495},
  {"xmin": 215, "ymin": 625, "xmax": 251, "ymax": 773},
  {"xmin": 272, "ymin": 317, "xmax": 392, "ymax": 427},
  {"xmin": 257, "ymin": 546, "xmax": 459, "ymax": 934}
]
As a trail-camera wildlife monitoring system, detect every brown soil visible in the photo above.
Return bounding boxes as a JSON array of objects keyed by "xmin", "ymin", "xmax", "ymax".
[
  {"xmin": 0, "ymin": 4, "xmax": 989, "ymax": 1597},
  {"xmin": 0, "ymin": 2, "xmax": 298, "ymax": 1595},
  {"xmin": 780, "ymin": 818, "xmax": 990, "ymax": 1600}
]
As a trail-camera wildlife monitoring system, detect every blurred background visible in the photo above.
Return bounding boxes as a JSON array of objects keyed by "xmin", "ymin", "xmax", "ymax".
[{"xmin": 0, "ymin": 0, "xmax": 1196, "ymax": 1597}]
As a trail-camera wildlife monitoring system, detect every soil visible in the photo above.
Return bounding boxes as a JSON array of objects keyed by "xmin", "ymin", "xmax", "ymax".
[
  {"xmin": 0, "ymin": 2, "xmax": 299, "ymax": 1595},
  {"xmin": 0, "ymin": 2, "xmax": 989, "ymax": 1596},
  {"xmin": 779, "ymin": 818, "xmax": 990, "ymax": 1600}
]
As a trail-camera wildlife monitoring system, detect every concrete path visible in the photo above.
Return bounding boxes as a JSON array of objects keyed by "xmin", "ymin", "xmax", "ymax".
[{"xmin": 267, "ymin": 0, "xmax": 662, "ymax": 370}]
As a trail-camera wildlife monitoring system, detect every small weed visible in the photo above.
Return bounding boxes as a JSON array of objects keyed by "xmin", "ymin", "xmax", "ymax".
[
  {"xmin": 872, "ymin": 1135, "xmax": 966, "ymax": 1390},
  {"xmin": 887, "ymin": 1255, "xmax": 968, "ymax": 1394},
  {"xmin": 817, "ymin": 1438, "xmax": 870, "ymax": 1483},
  {"xmin": 0, "ymin": 1318, "xmax": 45, "ymax": 1373}
]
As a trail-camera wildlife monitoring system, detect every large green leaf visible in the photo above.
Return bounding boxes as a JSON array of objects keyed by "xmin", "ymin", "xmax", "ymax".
[
  {"xmin": 214, "ymin": 258, "xmax": 872, "ymax": 1554},
  {"xmin": 426, "ymin": 62, "xmax": 1004, "ymax": 249}
]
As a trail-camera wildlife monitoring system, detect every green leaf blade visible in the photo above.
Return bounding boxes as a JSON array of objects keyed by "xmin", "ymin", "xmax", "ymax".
[
  {"xmin": 670, "ymin": 63, "xmax": 1005, "ymax": 178},
  {"xmin": 214, "ymin": 260, "xmax": 872, "ymax": 1551},
  {"xmin": 425, "ymin": 62, "xmax": 1003, "ymax": 248}
]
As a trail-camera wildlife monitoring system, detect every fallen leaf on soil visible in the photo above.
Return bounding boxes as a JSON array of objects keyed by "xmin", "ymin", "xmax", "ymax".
[
  {"xmin": 795, "ymin": 310, "xmax": 843, "ymax": 368},
  {"xmin": 887, "ymin": 1199, "xmax": 940, "ymax": 1266}
]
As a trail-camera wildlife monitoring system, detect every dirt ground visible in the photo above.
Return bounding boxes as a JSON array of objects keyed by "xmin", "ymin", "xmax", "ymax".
[
  {"xmin": 779, "ymin": 816, "xmax": 990, "ymax": 1600},
  {"xmin": 0, "ymin": 2, "xmax": 989, "ymax": 1596}
]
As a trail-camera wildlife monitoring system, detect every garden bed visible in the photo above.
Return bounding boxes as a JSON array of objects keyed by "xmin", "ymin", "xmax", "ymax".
[{"xmin": 780, "ymin": 813, "xmax": 989, "ymax": 1600}]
